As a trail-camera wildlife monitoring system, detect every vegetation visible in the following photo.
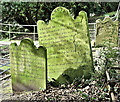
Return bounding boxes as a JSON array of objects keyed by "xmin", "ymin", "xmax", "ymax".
[
  {"xmin": 1, "ymin": 2, "xmax": 119, "ymax": 38},
  {"xmin": 2, "ymin": 2, "xmax": 118, "ymax": 23},
  {"xmin": 0, "ymin": 2, "xmax": 119, "ymax": 101}
]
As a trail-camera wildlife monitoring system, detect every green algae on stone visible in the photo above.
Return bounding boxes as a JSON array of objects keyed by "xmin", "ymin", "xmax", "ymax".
[
  {"xmin": 95, "ymin": 17, "xmax": 118, "ymax": 47},
  {"xmin": 10, "ymin": 38, "xmax": 47, "ymax": 92},
  {"xmin": 37, "ymin": 7, "xmax": 93, "ymax": 85}
]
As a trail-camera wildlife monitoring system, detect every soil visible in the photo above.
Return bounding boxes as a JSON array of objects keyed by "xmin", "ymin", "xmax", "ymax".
[{"xmin": 2, "ymin": 81, "xmax": 119, "ymax": 102}]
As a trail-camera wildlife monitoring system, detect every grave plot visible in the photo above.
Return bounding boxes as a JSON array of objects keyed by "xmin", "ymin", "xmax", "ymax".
[
  {"xmin": 9, "ymin": 38, "xmax": 47, "ymax": 91},
  {"xmin": 95, "ymin": 16, "xmax": 118, "ymax": 47},
  {"xmin": 37, "ymin": 7, "xmax": 94, "ymax": 84}
]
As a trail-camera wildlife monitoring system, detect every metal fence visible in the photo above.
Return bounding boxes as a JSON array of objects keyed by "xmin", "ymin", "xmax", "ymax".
[
  {"xmin": 0, "ymin": 23, "xmax": 96, "ymax": 41},
  {"xmin": 0, "ymin": 23, "xmax": 37, "ymax": 41}
]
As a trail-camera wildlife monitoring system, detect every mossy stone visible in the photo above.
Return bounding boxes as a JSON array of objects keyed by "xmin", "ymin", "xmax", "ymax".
[
  {"xmin": 95, "ymin": 17, "xmax": 118, "ymax": 47},
  {"xmin": 10, "ymin": 38, "xmax": 47, "ymax": 92},
  {"xmin": 37, "ymin": 7, "xmax": 93, "ymax": 85}
]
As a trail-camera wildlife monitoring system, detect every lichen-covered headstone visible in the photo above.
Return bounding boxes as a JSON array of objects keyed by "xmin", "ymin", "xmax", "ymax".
[
  {"xmin": 95, "ymin": 17, "xmax": 118, "ymax": 47},
  {"xmin": 37, "ymin": 7, "xmax": 93, "ymax": 84},
  {"xmin": 10, "ymin": 38, "xmax": 47, "ymax": 91}
]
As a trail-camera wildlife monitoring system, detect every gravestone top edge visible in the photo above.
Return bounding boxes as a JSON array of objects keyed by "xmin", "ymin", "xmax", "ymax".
[
  {"xmin": 37, "ymin": 7, "xmax": 88, "ymax": 26},
  {"xmin": 78, "ymin": 10, "xmax": 88, "ymax": 18},
  {"xmin": 10, "ymin": 38, "xmax": 34, "ymax": 47},
  {"xmin": 51, "ymin": 6, "xmax": 72, "ymax": 20},
  {"xmin": 20, "ymin": 38, "xmax": 35, "ymax": 47},
  {"xmin": 96, "ymin": 17, "xmax": 118, "ymax": 24},
  {"xmin": 10, "ymin": 38, "xmax": 46, "ymax": 51},
  {"xmin": 10, "ymin": 42, "xmax": 17, "ymax": 47}
]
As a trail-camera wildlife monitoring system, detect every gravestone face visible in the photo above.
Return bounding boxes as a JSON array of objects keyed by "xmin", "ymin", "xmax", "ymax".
[
  {"xmin": 37, "ymin": 7, "xmax": 93, "ymax": 84},
  {"xmin": 95, "ymin": 17, "xmax": 118, "ymax": 47},
  {"xmin": 10, "ymin": 38, "xmax": 47, "ymax": 91}
]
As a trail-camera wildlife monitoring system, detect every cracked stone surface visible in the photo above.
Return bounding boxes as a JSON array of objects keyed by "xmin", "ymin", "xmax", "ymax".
[{"xmin": 37, "ymin": 7, "xmax": 94, "ymax": 84}]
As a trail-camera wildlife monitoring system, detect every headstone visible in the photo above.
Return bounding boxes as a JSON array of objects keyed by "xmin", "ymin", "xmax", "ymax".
[
  {"xmin": 10, "ymin": 38, "xmax": 47, "ymax": 91},
  {"xmin": 37, "ymin": 7, "xmax": 93, "ymax": 84},
  {"xmin": 95, "ymin": 17, "xmax": 118, "ymax": 47}
]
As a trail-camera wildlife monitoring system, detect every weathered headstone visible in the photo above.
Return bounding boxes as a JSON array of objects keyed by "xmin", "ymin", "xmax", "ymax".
[
  {"xmin": 95, "ymin": 16, "xmax": 118, "ymax": 47},
  {"xmin": 10, "ymin": 38, "xmax": 47, "ymax": 91},
  {"xmin": 37, "ymin": 7, "xmax": 93, "ymax": 84}
]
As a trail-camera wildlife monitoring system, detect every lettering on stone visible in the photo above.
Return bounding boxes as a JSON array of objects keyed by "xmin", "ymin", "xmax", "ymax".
[
  {"xmin": 95, "ymin": 16, "xmax": 118, "ymax": 47},
  {"xmin": 37, "ymin": 7, "xmax": 93, "ymax": 85},
  {"xmin": 10, "ymin": 38, "xmax": 47, "ymax": 91}
]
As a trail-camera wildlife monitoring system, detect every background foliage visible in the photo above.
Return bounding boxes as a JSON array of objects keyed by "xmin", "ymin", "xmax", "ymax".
[{"xmin": 1, "ymin": 2, "xmax": 119, "ymax": 38}]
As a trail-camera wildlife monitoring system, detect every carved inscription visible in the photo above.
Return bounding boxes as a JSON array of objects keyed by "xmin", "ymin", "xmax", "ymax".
[
  {"xmin": 95, "ymin": 17, "xmax": 118, "ymax": 47},
  {"xmin": 37, "ymin": 7, "xmax": 93, "ymax": 84},
  {"xmin": 10, "ymin": 39, "xmax": 47, "ymax": 91}
]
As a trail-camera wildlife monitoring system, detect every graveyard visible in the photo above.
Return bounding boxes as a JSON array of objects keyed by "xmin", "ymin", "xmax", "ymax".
[{"xmin": 0, "ymin": 2, "xmax": 120, "ymax": 102}]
